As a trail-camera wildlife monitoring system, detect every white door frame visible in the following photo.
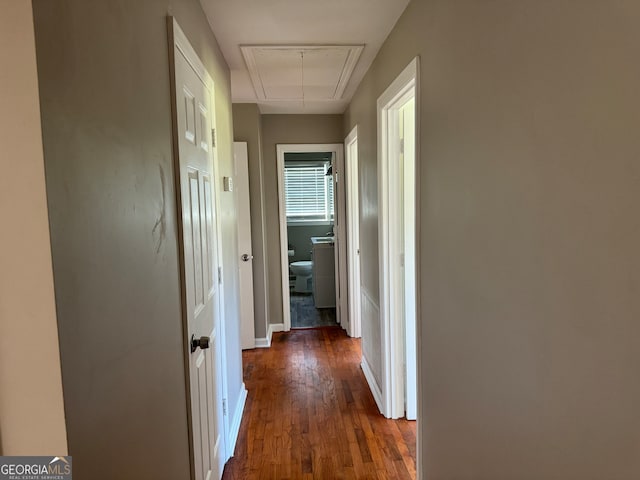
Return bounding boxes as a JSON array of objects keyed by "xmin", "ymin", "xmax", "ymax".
[
  {"xmin": 334, "ymin": 146, "xmax": 349, "ymax": 333},
  {"xmin": 276, "ymin": 143, "xmax": 345, "ymax": 332},
  {"xmin": 400, "ymin": 96, "xmax": 417, "ymax": 421},
  {"xmin": 345, "ymin": 127, "xmax": 361, "ymax": 339},
  {"xmin": 377, "ymin": 57, "xmax": 419, "ymax": 419},
  {"xmin": 169, "ymin": 17, "xmax": 230, "ymax": 472},
  {"xmin": 234, "ymin": 142, "xmax": 256, "ymax": 350}
]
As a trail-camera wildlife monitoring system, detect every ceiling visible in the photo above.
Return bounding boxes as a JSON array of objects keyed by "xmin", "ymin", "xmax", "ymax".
[{"xmin": 198, "ymin": 0, "xmax": 411, "ymax": 114}]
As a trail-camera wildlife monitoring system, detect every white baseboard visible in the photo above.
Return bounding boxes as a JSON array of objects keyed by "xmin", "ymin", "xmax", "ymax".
[
  {"xmin": 271, "ymin": 323, "xmax": 285, "ymax": 334},
  {"xmin": 254, "ymin": 322, "xmax": 285, "ymax": 348},
  {"xmin": 226, "ymin": 383, "xmax": 247, "ymax": 460},
  {"xmin": 361, "ymin": 354, "xmax": 384, "ymax": 415}
]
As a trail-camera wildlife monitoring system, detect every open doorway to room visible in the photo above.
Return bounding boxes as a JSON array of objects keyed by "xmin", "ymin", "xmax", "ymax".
[
  {"xmin": 378, "ymin": 57, "xmax": 419, "ymax": 421},
  {"xmin": 345, "ymin": 126, "xmax": 362, "ymax": 339},
  {"xmin": 276, "ymin": 144, "xmax": 347, "ymax": 331}
]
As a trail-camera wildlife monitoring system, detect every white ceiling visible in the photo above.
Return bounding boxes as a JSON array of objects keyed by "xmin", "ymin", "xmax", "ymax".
[{"xmin": 198, "ymin": 0, "xmax": 411, "ymax": 114}]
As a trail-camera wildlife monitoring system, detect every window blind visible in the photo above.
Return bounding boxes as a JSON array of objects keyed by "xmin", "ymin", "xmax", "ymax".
[{"xmin": 284, "ymin": 163, "xmax": 334, "ymax": 222}]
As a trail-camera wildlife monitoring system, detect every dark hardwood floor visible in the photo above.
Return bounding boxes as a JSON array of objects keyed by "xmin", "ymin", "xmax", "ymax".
[{"xmin": 222, "ymin": 327, "xmax": 416, "ymax": 479}]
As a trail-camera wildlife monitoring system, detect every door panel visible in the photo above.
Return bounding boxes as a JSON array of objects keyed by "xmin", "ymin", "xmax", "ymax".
[
  {"xmin": 173, "ymin": 25, "xmax": 224, "ymax": 480},
  {"xmin": 188, "ymin": 169, "xmax": 205, "ymax": 310}
]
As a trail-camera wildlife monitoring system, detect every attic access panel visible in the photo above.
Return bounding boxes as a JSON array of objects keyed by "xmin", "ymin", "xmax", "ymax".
[{"xmin": 241, "ymin": 45, "xmax": 364, "ymax": 102}]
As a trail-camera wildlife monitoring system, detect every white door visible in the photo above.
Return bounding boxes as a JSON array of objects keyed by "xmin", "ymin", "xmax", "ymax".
[
  {"xmin": 345, "ymin": 127, "xmax": 361, "ymax": 338},
  {"xmin": 333, "ymin": 150, "xmax": 349, "ymax": 330},
  {"xmin": 332, "ymin": 153, "xmax": 342, "ymax": 326},
  {"xmin": 234, "ymin": 142, "xmax": 256, "ymax": 349},
  {"xmin": 400, "ymin": 98, "xmax": 417, "ymax": 420},
  {"xmin": 171, "ymin": 20, "xmax": 225, "ymax": 480}
]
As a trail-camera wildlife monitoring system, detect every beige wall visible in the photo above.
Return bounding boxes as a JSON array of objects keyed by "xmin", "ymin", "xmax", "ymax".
[
  {"xmin": 345, "ymin": 0, "xmax": 640, "ymax": 478},
  {"xmin": 0, "ymin": 0, "xmax": 67, "ymax": 455},
  {"xmin": 261, "ymin": 114, "xmax": 343, "ymax": 326},
  {"xmin": 233, "ymin": 103, "xmax": 270, "ymax": 338},
  {"xmin": 32, "ymin": 0, "xmax": 242, "ymax": 477}
]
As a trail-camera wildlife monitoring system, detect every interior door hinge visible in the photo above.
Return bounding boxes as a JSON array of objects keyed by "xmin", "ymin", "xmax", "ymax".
[
  {"xmin": 222, "ymin": 398, "xmax": 227, "ymax": 416},
  {"xmin": 400, "ymin": 138, "xmax": 405, "ymax": 154},
  {"xmin": 211, "ymin": 128, "xmax": 216, "ymax": 147},
  {"xmin": 218, "ymin": 266, "xmax": 222, "ymax": 284}
]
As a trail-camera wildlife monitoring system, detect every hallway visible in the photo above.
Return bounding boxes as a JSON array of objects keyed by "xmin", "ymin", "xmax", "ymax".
[{"xmin": 222, "ymin": 328, "xmax": 416, "ymax": 479}]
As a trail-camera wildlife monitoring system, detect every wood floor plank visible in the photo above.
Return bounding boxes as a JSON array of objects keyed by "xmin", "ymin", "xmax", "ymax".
[{"xmin": 222, "ymin": 328, "xmax": 416, "ymax": 479}]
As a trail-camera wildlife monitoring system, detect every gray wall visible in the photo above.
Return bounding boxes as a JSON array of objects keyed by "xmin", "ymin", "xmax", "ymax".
[
  {"xmin": 232, "ymin": 103, "xmax": 269, "ymax": 338},
  {"xmin": 32, "ymin": 0, "xmax": 243, "ymax": 478},
  {"xmin": 344, "ymin": 0, "xmax": 640, "ymax": 478},
  {"xmin": 0, "ymin": 0, "xmax": 67, "ymax": 455},
  {"xmin": 287, "ymin": 225, "xmax": 332, "ymax": 263},
  {"xmin": 261, "ymin": 114, "xmax": 343, "ymax": 326}
]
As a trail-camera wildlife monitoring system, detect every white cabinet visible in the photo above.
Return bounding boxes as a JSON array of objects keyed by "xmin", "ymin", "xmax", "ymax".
[{"xmin": 311, "ymin": 238, "xmax": 336, "ymax": 308}]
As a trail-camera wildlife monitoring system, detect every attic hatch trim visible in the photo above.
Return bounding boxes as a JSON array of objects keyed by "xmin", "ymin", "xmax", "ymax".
[{"xmin": 240, "ymin": 44, "xmax": 364, "ymax": 102}]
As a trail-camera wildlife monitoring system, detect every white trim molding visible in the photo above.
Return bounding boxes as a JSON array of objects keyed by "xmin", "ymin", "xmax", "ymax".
[
  {"xmin": 377, "ymin": 57, "xmax": 419, "ymax": 419},
  {"xmin": 254, "ymin": 322, "xmax": 285, "ymax": 348},
  {"xmin": 361, "ymin": 355, "xmax": 384, "ymax": 414},
  {"xmin": 344, "ymin": 125, "xmax": 361, "ymax": 339},
  {"xmin": 241, "ymin": 45, "xmax": 364, "ymax": 102},
  {"xmin": 226, "ymin": 383, "xmax": 248, "ymax": 460}
]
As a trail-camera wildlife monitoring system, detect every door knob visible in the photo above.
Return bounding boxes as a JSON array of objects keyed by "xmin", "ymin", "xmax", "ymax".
[
  {"xmin": 190, "ymin": 334, "xmax": 210, "ymax": 353},
  {"xmin": 241, "ymin": 253, "xmax": 253, "ymax": 262}
]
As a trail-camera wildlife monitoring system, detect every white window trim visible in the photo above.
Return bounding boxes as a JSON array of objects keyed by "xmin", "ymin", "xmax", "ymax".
[{"xmin": 286, "ymin": 220, "xmax": 334, "ymax": 227}]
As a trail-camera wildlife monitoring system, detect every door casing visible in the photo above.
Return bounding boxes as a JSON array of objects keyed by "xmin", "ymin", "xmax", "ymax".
[
  {"xmin": 377, "ymin": 57, "xmax": 420, "ymax": 422},
  {"xmin": 345, "ymin": 127, "xmax": 361, "ymax": 339},
  {"xmin": 276, "ymin": 143, "xmax": 346, "ymax": 333}
]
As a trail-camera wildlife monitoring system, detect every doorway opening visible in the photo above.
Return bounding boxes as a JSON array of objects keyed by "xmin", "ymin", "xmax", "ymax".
[
  {"xmin": 377, "ymin": 57, "xmax": 419, "ymax": 422},
  {"xmin": 276, "ymin": 144, "xmax": 346, "ymax": 331},
  {"xmin": 345, "ymin": 126, "xmax": 361, "ymax": 339}
]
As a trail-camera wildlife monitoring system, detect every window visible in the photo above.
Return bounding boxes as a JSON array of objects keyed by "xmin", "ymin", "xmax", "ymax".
[{"xmin": 284, "ymin": 161, "xmax": 334, "ymax": 223}]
